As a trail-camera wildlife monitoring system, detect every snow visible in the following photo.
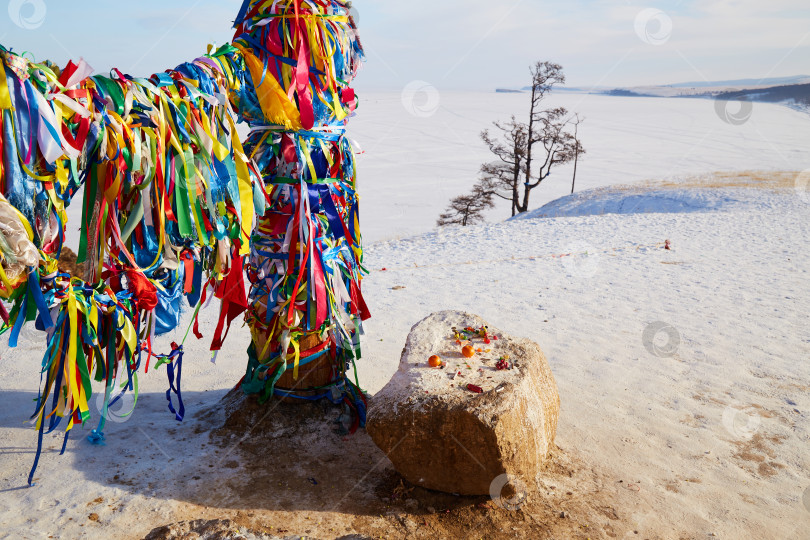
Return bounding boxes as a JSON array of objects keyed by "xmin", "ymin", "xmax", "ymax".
[
  {"xmin": 3, "ymin": 88, "xmax": 810, "ymax": 539},
  {"xmin": 516, "ymin": 186, "xmax": 738, "ymax": 218},
  {"xmin": 512, "ymin": 182, "xmax": 793, "ymax": 219}
]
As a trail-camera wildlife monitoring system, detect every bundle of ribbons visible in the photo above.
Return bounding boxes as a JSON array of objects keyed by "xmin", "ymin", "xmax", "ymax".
[
  {"xmin": 0, "ymin": 0, "xmax": 366, "ymax": 485},
  {"xmin": 234, "ymin": 0, "xmax": 369, "ymax": 420}
]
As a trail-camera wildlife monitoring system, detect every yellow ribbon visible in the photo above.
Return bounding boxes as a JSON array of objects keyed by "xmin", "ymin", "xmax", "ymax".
[
  {"xmin": 233, "ymin": 43, "xmax": 302, "ymax": 130},
  {"xmin": 226, "ymin": 113, "xmax": 255, "ymax": 256},
  {"xmin": 65, "ymin": 284, "xmax": 89, "ymax": 428},
  {"xmin": 0, "ymin": 67, "xmax": 11, "ymax": 110}
]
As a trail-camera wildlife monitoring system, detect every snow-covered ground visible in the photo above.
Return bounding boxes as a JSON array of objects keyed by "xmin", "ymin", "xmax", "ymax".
[{"xmin": 2, "ymin": 174, "xmax": 808, "ymax": 539}]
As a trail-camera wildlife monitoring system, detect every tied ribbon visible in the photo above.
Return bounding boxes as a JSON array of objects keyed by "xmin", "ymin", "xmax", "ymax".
[
  {"xmin": 155, "ymin": 343, "xmax": 185, "ymax": 422},
  {"xmin": 180, "ymin": 251, "xmax": 195, "ymax": 294},
  {"xmin": 293, "ymin": 1, "xmax": 315, "ymax": 130},
  {"xmin": 211, "ymin": 241, "xmax": 248, "ymax": 351},
  {"xmin": 126, "ymin": 269, "xmax": 158, "ymax": 311},
  {"xmin": 0, "ymin": 66, "xmax": 12, "ymax": 110}
]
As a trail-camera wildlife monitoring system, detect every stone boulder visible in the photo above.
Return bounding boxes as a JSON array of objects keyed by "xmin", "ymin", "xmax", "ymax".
[{"xmin": 367, "ymin": 311, "xmax": 560, "ymax": 496}]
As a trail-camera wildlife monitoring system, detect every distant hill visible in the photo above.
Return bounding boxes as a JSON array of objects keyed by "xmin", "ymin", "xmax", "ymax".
[
  {"xmin": 715, "ymin": 84, "xmax": 810, "ymax": 110},
  {"xmin": 667, "ymin": 75, "xmax": 810, "ymax": 88},
  {"xmin": 590, "ymin": 76, "xmax": 810, "ymax": 112},
  {"xmin": 603, "ymin": 89, "xmax": 654, "ymax": 98},
  {"xmin": 494, "ymin": 76, "xmax": 810, "ymax": 112},
  {"xmin": 599, "ymin": 75, "xmax": 810, "ymax": 97}
]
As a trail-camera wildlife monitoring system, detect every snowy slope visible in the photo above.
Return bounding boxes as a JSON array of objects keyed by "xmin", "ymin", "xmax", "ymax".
[
  {"xmin": 513, "ymin": 182, "xmax": 793, "ymax": 219},
  {"xmin": 514, "ymin": 186, "xmax": 741, "ymax": 218}
]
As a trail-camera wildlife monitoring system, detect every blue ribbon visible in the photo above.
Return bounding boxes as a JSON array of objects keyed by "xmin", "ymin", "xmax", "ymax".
[
  {"xmin": 164, "ymin": 346, "xmax": 185, "ymax": 422},
  {"xmin": 316, "ymin": 184, "xmax": 346, "ymax": 242}
]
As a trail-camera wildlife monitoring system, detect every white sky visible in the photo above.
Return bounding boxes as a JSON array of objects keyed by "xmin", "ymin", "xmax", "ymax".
[{"xmin": 1, "ymin": 0, "xmax": 808, "ymax": 91}]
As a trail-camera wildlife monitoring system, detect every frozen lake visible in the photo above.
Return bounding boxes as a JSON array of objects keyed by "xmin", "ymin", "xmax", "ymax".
[{"xmin": 348, "ymin": 92, "xmax": 810, "ymax": 242}]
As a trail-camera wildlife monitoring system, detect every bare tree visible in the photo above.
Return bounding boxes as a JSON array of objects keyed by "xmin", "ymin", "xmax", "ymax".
[
  {"xmin": 478, "ymin": 117, "xmax": 527, "ymax": 217},
  {"xmin": 520, "ymin": 61, "xmax": 567, "ymax": 213},
  {"xmin": 570, "ymin": 114, "xmax": 585, "ymax": 194},
  {"xmin": 470, "ymin": 61, "xmax": 585, "ymax": 218},
  {"xmin": 436, "ymin": 184, "xmax": 494, "ymax": 227},
  {"xmin": 516, "ymin": 105, "xmax": 581, "ymax": 212}
]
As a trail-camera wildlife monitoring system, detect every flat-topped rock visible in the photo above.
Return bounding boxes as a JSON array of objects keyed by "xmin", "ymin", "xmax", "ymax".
[{"xmin": 367, "ymin": 311, "xmax": 560, "ymax": 496}]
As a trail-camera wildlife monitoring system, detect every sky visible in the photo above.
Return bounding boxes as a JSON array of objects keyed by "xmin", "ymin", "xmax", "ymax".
[{"xmin": 1, "ymin": 0, "xmax": 808, "ymax": 92}]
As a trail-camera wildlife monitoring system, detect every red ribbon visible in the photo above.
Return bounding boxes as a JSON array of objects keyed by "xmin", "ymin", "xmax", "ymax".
[
  {"xmin": 180, "ymin": 251, "xmax": 195, "ymax": 294},
  {"xmin": 211, "ymin": 241, "xmax": 248, "ymax": 351},
  {"xmin": 293, "ymin": 0, "xmax": 315, "ymax": 130}
]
